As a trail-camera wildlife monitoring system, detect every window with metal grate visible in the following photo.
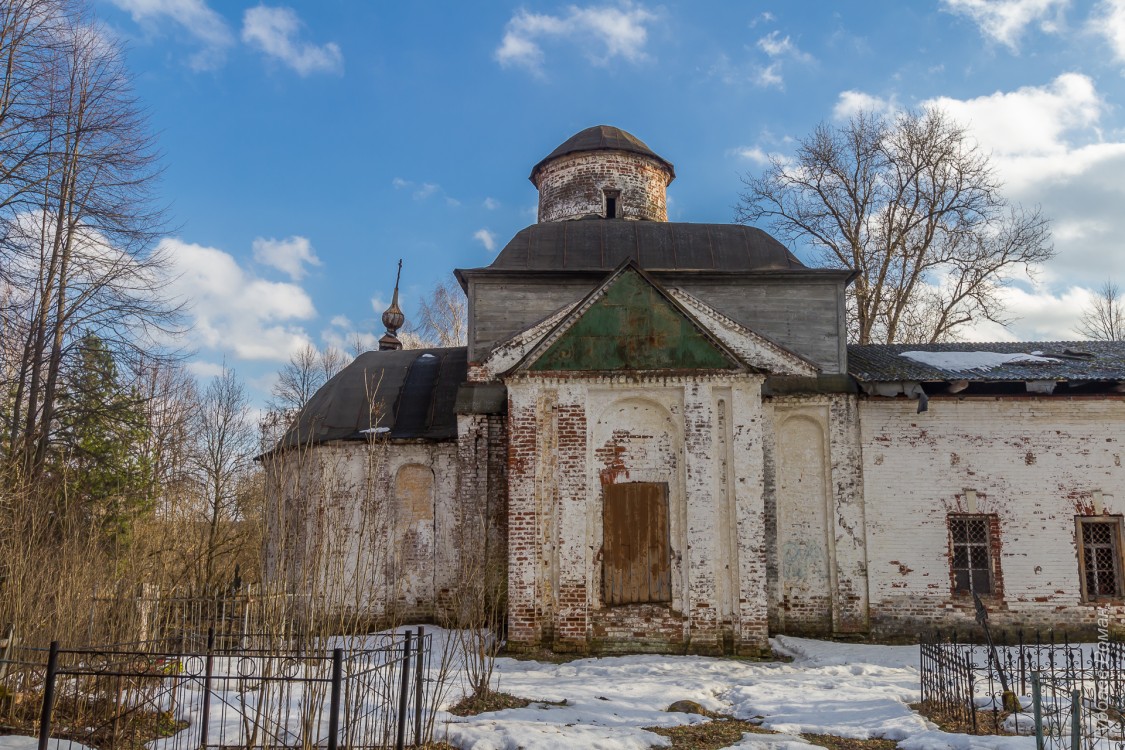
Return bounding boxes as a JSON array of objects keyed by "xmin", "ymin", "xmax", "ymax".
[
  {"xmin": 1078, "ymin": 518, "xmax": 1124, "ymax": 600},
  {"xmin": 949, "ymin": 515, "xmax": 993, "ymax": 595}
]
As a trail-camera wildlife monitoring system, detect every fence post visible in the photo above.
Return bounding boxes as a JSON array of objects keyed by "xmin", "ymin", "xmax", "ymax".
[
  {"xmin": 414, "ymin": 626, "xmax": 424, "ymax": 745},
  {"xmin": 396, "ymin": 631, "xmax": 413, "ymax": 750},
  {"xmin": 1070, "ymin": 689, "xmax": 1081, "ymax": 750},
  {"xmin": 328, "ymin": 648, "xmax": 343, "ymax": 750},
  {"xmin": 199, "ymin": 627, "xmax": 214, "ymax": 749},
  {"xmin": 37, "ymin": 641, "xmax": 59, "ymax": 750},
  {"xmin": 1032, "ymin": 672, "xmax": 1044, "ymax": 750}
]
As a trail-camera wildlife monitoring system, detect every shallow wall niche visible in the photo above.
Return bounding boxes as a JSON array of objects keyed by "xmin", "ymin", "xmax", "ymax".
[
  {"xmin": 775, "ymin": 412, "xmax": 834, "ymax": 634},
  {"xmin": 393, "ymin": 463, "xmax": 436, "ymax": 611}
]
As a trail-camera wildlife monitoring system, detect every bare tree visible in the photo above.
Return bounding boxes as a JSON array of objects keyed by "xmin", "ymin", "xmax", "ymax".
[
  {"xmin": 737, "ymin": 108, "xmax": 1054, "ymax": 344},
  {"xmin": 2, "ymin": 9, "xmax": 176, "ymax": 480},
  {"xmin": 409, "ymin": 278, "xmax": 467, "ymax": 348},
  {"xmin": 190, "ymin": 366, "xmax": 257, "ymax": 592},
  {"xmin": 269, "ymin": 343, "xmax": 348, "ymax": 414},
  {"xmin": 1076, "ymin": 281, "xmax": 1125, "ymax": 341}
]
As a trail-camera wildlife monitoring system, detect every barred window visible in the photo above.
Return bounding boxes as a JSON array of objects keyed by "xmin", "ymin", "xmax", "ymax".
[
  {"xmin": 1078, "ymin": 518, "xmax": 1124, "ymax": 601},
  {"xmin": 949, "ymin": 515, "xmax": 992, "ymax": 595}
]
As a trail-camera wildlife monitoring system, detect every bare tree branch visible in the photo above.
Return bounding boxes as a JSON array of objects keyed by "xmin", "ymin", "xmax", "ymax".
[
  {"xmin": 1076, "ymin": 280, "xmax": 1125, "ymax": 341},
  {"xmin": 737, "ymin": 107, "xmax": 1054, "ymax": 344}
]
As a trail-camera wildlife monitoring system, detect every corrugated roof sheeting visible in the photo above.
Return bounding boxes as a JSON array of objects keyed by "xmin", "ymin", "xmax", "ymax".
[{"xmin": 848, "ymin": 341, "xmax": 1125, "ymax": 383}]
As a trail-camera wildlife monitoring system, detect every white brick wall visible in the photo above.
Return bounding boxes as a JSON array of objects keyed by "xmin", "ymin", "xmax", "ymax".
[{"xmin": 860, "ymin": 395, "xmax": 1125, "ymax": 635}]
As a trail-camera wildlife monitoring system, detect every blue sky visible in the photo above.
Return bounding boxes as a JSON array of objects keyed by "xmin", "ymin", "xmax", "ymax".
[{"xmin": 97, "ymin": 0, "xmax": 1125, "ymax": 401}]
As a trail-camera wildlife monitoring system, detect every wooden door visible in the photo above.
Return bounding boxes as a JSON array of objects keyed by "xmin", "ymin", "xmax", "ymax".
[{"xmin": 602, "ymin": 482, "xmax": 671, "ymax": 605}]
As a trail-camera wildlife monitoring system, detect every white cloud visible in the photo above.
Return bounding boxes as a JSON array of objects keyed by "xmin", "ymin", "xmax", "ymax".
[
  {"xmin": 833, "ymin": 90, "xmax": 898, "ymax": 120},
  {"xmin": 483, "ymin": 197, "xmax": 501, "ymax": 210},
  {"xmin": 749, "ymin": 11, "xmax": 775, "ymax": 28},
  {"xmin": 915, "ymin": 74, "xmax": 1125, "ymax": 322},
  {"xmin": 109, "ymin": 0, "xmax": 233, "ymax": 70},
  {"xmin": 187, "ymin": 360, "xmax": 227, "ymax": 379},
  {"xmin": 474, "ymin": 229, "xmax": 498, "ymax": 253},
  {"xmin": 940, "ymin": 0, "xmax": 1067, "ymax": 49},
  {"xmin": 732, "ymin": 146, "xmax": 772, "ymax": 165},
  {"xmin": 1091, "ymin": 0, "xmax": 1125, "ymax": 63},
  {"xmin": 925, "ymin": 73, "xmax": 1123, "ymax": 192},
  {"xmin": 251, "ymin": 235, "xmax": 320, "ymax": 280},
  {"xmin": 241, "ymin": 5, "xmax": 343, "ymax": 76},
  {"xmin": 754, "ymin": 62, "xmax": 783, "ymax": 89},
  {"xmin": 495, "ymin": 3, "xmax": 657, "ymax": 74},
  {"xmin": 959, "ymin": 284, "xmax": 1096, "ymax": 342},
  {"xmin": 748, "ymin": 30, "xmax": 813, "ymax": 89},
  {"xmin": 392, "ymin": 178, "xmax": 458, "ymax": 203},
  {"xmin": 321, "ymin": 316, "xmax": 378, "ymax": 356},
  {"xmin": 164, "ymin": 237, "xmax": 316, "ymax": 361},
  {"xmin": 756, "ymin": 31, "xmax": 812, "ymax": 62}
]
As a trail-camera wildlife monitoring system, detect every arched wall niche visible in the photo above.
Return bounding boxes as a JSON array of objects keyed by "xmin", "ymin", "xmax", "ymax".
[{"xmin": 774, "ymin": 412, "xmax": 834, "ymax": 634}]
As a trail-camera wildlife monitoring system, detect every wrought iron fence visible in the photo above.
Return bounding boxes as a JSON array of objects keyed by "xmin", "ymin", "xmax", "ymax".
[
  {"xmin": 0, "ymin": 627, "xmax": 434, "ymax": 750},
  {"xmin": 920, "ymin": 629, "xmax": 1125, "ymax": 744}
]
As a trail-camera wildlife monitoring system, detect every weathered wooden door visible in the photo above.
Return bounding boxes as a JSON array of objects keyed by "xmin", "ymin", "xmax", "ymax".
[{"xmin": 602, "ymin": 482, "xmax": 671, "ymax": 605}]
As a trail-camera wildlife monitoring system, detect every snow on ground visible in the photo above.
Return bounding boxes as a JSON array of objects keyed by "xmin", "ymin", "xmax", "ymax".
[
  {"xmin": 0, "ymin": 737, "xmax": 95, "ymax": 750},
  {"xmin": 435, "ymin": 633, "xmax": 1038, "ymax": 750}
]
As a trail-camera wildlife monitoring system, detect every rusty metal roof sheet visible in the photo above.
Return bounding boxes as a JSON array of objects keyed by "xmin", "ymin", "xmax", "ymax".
[
  {"xmin": 848, "ymin": 341, "xmax": 1125, "ymax": 382},
  {"xmin": 274, "ymin": 347, "xmax": 467, "ymax": 450},
  {"xmin": 530, "ymin": 125, "xmax": 674, "ymax": 182},
  {"xmin": 489, "ymin": 220, "xmax": 806, "ymax": 272}
]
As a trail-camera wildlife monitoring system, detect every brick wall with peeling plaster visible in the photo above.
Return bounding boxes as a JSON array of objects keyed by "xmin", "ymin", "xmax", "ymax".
[
  {"xmin": 861, "ymin": 395, "xmax": 1125, "ymax": 637},
  {"xmin": 504, "ymin": 373, "xmax": 770, "ymax": 656},
  {"xmin": 264, "ymin": 441, "xmax": 463, "ymax": 624},
  {"xmin": 762, "ymin": 394, "xmax": 869, "ymax": 637},
  {"xmin": 534, "ymin": 151, "xmax": 671, "ymax": 223}
]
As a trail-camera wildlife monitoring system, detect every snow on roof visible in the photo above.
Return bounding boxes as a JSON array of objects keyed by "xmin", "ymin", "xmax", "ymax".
[
  {"xmin": 899, "ymin": 350, "xmax": 1058, "ymax": 372},
  {"xmin": 848, "ymin": 341, "xmax": 1125, "ymax": 383}
]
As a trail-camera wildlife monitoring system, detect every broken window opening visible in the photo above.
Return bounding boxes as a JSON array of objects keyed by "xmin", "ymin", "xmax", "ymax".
[
  {"xmin": 949, "ymin": 514, "xmax": 993, "ymax": 595},
  {"xmin": 1078, "ymin": 517, "xmax": 1124, "ymax": 600},
  {"xmin": 602, "ymin": 481, "xmax": 671, "ymax": 605}
]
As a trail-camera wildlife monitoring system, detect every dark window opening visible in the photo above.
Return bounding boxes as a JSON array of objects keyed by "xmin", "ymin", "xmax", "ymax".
[
  {"xmin": 602, "ymin": 482, "xmax": 671, "ymax": 605},
  {"xmin": 604, "ymin": 190, "xmax": 620, "ymax": 219},
  {"xmin": 950, "ymin": 515, "xmax": 993, "ymax": 594},
  {"xmin": 1079, "ymin": 518, "xmax": 1124, "ymax": 600}
]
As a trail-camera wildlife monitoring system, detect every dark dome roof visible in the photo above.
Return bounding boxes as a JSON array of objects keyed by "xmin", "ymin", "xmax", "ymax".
[
  {"xmin": 273, "ymin": 347, "xmax": 467, "ymax": 451},
  {"xmin": 530, "ymin": 125, "xmax": 675, "ymax": 182},
  {"xmin": 489, "ymin": 220, "xmax": 805, "ymax": 272}
]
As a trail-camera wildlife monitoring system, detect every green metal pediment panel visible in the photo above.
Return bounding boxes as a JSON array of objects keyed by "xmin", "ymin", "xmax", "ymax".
[{"xmin": 530, "ymin": 269, "xmax": 737, "ymax": 372}]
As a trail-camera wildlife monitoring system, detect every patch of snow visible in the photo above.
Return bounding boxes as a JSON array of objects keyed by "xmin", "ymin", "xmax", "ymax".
[
  {"xmin": 900, "ymin": 350, "xmax": 1059, "ymax": 372},
  {"xmin": 360, "ymin": 427, "xmax": 391, "ymax": 434},
  {"xmin": 0, "ymin": 738, "xmax": 96, "ymax": 750}
]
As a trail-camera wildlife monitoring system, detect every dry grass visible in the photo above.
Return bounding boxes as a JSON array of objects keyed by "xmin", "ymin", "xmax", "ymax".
[
  {"xmin": 447, "ymin": 691, "xmax": 532, "ymax": 717},
  {"xmin": 646, "ymin": 717, "xmax": 772, "ymax": 749},
  {"xmin": 911, "ymin": 702, "xmax": 1017, "ymax": 735},
  {"xmin": 802, "ymin": 733, "xmax": 900, "ymax": 750}
]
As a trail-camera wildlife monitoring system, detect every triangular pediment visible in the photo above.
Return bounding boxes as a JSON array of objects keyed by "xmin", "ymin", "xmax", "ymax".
[{"xmin": 518, "ymin": 261, "xmax": 742, "ymax": 373}]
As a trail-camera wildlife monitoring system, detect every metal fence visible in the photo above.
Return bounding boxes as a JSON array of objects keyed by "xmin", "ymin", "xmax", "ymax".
[
  {"xmin": 920, "ymin": 630, "xmax": 1125, "ymax": 745},
  {"xmin": 0, "ymin": 627, "xmax": 434, "ymax": 750}
]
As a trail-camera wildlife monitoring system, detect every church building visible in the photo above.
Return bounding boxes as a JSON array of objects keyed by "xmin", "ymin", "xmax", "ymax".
[{"xmin": 264, "ymin": 125, "xmax": 1125, "ymax": 655}]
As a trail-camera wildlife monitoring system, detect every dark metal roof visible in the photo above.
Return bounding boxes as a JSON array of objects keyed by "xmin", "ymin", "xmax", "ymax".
[
  {"xmin": 488, "ymin": 220, "xmax": 806, "ymax": 272},
  {"xmin": 530, "ymin": 125, "xmax": 675, "ymax": 182},
  {"xmin": 274, "ymin": 347, "xmax": 467, "ymax": 450},
  {"xmin": 848, "ymin": 341, "xmax": 1125, "ymax": 382}
]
